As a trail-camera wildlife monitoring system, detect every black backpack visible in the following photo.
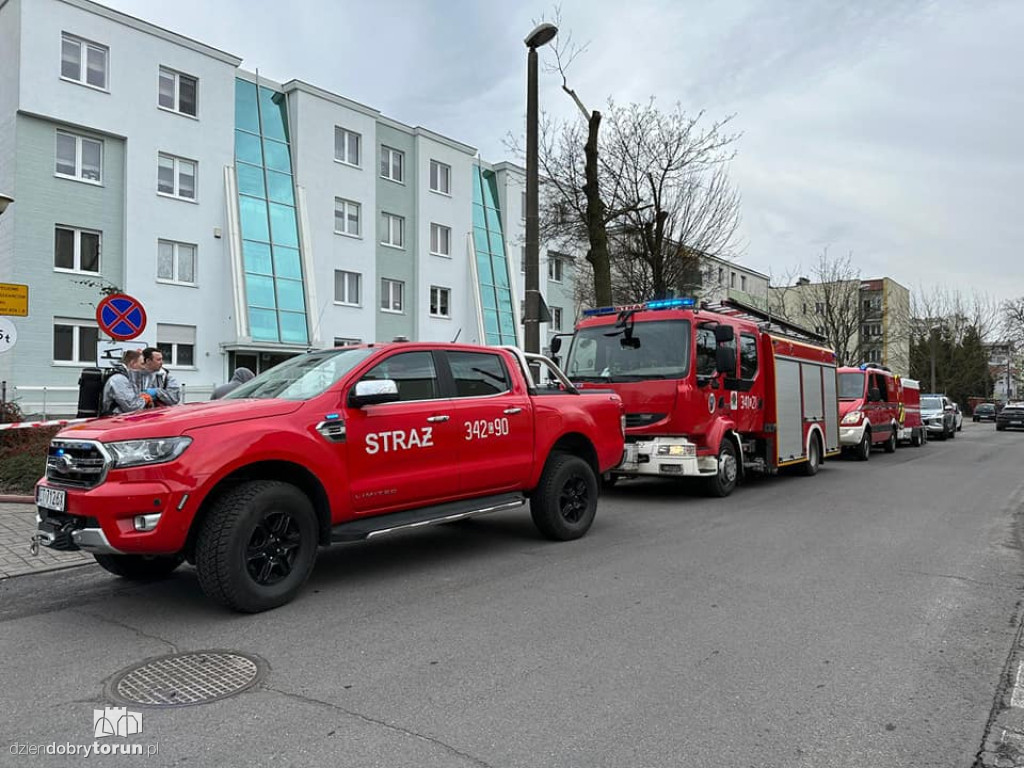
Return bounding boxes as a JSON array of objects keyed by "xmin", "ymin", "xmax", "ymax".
[{"xmin": 76, "ymin": 367, "xmax": 122, "ymax": 418}]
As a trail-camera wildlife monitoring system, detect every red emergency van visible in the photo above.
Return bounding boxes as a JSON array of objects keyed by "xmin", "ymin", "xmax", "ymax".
[{"xmin": 837, "ymin": 364, "xmax": 903, "ymax": 459}]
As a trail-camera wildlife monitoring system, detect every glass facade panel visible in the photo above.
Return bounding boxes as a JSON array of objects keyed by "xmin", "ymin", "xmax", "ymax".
[
  {"xmin": 234, "ymin": 78, "xmax": 307, "ymax": 345},
  {"xmin": 246, "ymin": 274, "xmax": 276, "ymax": 309},
  {"xmin": 239, "ymin": 196, "xmax": 270, "ymax": 242},
  {"xmin": 485, "ymin": 206, "xmax": 502, "ymax": 233},
  {"xmin": 276, "ymin": 279, "xmax": 305, "ymax": 312},
  {"xmin": 476, "ymin": 253, "xmax": 494, "ymax": 284},
  {"xmin": 265, "ymin": 170, "xmax": 295, "ymax": 205},
  {"xmin": 472, "ymin": 203, "xmax": 487, "ymax": 230},
  {"xmin": 235, "ymin": 79, "xmax": 259, "ymax": 133},
  {"xmin": 235, "ymin": 130, "xmax": 263, "ymax": 166},
  {"xmin": 243, "ymin": 241, "xmax": 273, "ymax": 275},
  {"xmin": 268, "ymin": 203, "xmax": 298, "ymax": 248},
  {"xmin": 272, "ymin": 246, "xmax": 302, "ymax": 279},
  {"xmin": 236, "ymin": 162, "xmax": 265, "ymax": 197},
  {"xmin": 471, "ymin": 165, "xmax": 518, "ymax": 345}
]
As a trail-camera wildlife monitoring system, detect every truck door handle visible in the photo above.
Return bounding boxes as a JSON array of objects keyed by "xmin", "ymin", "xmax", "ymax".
[
  {"xmin": 503, "ymin": 408, "xmax": 523, "ymax": 415},
  {"xmin": 426, "ymin": 415, "xmax": 450, "ymax": 423}
]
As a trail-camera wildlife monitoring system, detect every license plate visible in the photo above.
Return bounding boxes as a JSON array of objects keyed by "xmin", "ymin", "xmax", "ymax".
[{"xmin": 36, "ymin": 486, "xmax": 66, "ymax": 513}]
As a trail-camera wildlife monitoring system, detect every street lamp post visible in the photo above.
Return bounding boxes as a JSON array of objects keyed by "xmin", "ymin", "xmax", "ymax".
[
  {"xmin": 523, "ymin": 22, "xmax": 557, "ymax": 354},
  {"xmin": 0, "ymin": 193, "xmax": 13, "ymax": 216}
]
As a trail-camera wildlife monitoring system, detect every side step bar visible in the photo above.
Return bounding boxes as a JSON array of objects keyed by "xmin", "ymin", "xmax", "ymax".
[{"xmin": 330, "ymin": 493, "xmax": 527, "ymax": 543}]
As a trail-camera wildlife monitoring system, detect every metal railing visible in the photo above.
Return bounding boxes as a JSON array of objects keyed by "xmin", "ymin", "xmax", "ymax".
[{"xmin": 4, "ymin": 381, "xmax": 217, "ymax": 421}]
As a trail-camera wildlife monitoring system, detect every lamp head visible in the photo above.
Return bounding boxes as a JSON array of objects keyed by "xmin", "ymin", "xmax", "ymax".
[
  {"xmin": 0, "ymin": 194, "xmax": 12, "ymax": 215},
  {"xmin": 524, "ymin": 22, "xmax": 558, "ymax": 49}
]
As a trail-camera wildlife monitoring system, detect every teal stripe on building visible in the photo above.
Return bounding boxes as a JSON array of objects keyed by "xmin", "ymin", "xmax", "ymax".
[{"xmin": 472, "ymin": 166, "xmax": 517, "ymax": 346}]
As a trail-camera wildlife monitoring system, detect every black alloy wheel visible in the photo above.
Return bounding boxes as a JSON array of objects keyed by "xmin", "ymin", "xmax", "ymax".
[{"xmin": 246, "ymin": 510, "xmax": 302, "ymax": 586}]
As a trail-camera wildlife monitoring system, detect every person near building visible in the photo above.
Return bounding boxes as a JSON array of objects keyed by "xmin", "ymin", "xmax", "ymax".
[
  {"xmin": 139, "ymin": 347, "xmax": 182, "ymax": 406},
  {"xmin": 210, "ymin": 367, "xmax": 256, "ymax": 400},
  {"xmin": 101, "ymin": 349, "xmax": 151, "ymax": 416}
]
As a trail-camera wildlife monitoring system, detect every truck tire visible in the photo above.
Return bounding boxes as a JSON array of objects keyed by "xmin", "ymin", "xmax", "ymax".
[
  {"xmin": 949, "ymin": 423, "xmax": 956, "ymax": 439},
  {"xmin": 884, "ymin": 426, "xmax": 897, "ymax": 453},
  {"xmin": 800, "ymin": 433, "xmax": 822, "ymax": 477},
  {"xmin": 530, "ymin": 453, "xmax": 598, "ymax": 541},
  {"xmin": 911, "ymin": 429, "xmax": 922, "ymax": 447},
  {"xmin": 705, "ymin": 439, "xmax": 739, "ymax": 497},
  {"xmin": 196, "ymin": 480, "xmax": 319, "ymax": 613},
  {"xmin": 94, "ymin": 553, "xmax": 184, "ymax": 580},
  {"xmin": 856, "ymin": 430, "xmax": 871, "ymax": 461}
]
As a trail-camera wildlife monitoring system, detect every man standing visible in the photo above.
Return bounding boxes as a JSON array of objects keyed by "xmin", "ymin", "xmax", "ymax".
[
  {"xmin": 139, "ymin": 347, "xmax": 182, "ymax": 406},
  {"xmin": 101, "ymin": 349, "xmax": 151, "ymax": 415}
]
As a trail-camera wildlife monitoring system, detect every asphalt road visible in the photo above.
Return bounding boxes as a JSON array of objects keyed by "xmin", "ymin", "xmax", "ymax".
[{"xmin": 2, "ymin": 421, "xmax": 1023, "ymax": 767}]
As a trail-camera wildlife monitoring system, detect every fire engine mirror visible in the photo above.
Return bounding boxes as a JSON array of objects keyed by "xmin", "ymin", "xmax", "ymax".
[
  {"xmin": 714, "ymin": 325, "xmax": 735, "ymax": 343},
  {"xmin": 620, "ymin": 336, "xmax": 642, "ymax": 349},
  {"xmin": 349, "ymin": 379, "xmax": 400, "ymax": 408},
  {"xmin": 715, "ymin": 346, "xmax": 736, "ymax": 376},
  {"xmin": 549, "ymin": 337, "xmax": 562, "ymax": 354}
]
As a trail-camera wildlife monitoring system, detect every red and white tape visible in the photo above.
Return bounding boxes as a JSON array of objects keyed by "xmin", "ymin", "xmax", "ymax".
[{"xmin": 0, "ymin": 418, "xmax": 92, "ymax": 432}]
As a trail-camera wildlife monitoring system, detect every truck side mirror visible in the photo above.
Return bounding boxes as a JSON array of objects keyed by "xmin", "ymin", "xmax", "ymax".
[
  {"xmin": 550, "ymin": 336, "xmax": 562, "ymax": 354},
  {"xmin": 349, "ymin": 379, "xmax": 400, "ymax": 408},
  {"xmin": 714, "ymin": 325, "xmax": 735, "ymax": 343},
  {"xmin": 716, "ymin": 346, "xmax": 736, "ymax": 377}
]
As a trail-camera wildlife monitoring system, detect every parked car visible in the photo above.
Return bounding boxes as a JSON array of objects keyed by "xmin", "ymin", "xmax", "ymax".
[
  {"xmin": 996, "ymin": 402, "xmax": 1024, "ymax": 431},
  {"xmin": 952, "ymin": 402, "xmax": 963, "ymax": 432},
  {"xmin": 920, "ymin": 394, "xmax": 956, "ymax": 440},
  {"xmin": 973, "ymin": 402, "xmax": 997, "ymax": 422}
]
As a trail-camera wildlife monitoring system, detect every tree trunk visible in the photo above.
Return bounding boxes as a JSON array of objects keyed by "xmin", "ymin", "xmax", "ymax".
[{"xmin": 582, "ymin": 110, "xmax": 612, "ymax": 306}]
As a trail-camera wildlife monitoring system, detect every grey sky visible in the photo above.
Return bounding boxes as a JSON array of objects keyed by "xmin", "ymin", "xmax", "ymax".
[{"xmin": 104, "ymin": 0, "xmax": 1023, "ymax": 303}]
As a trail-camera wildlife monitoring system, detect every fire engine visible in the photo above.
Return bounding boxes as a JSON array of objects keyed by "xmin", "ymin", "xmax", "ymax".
[
  {"xmin": 552, "ymin": 298, "xmax": 840, "ymax": 496},
  {"xmin": 836, "ymin": 364, "xmax": 904, "ymax": 459}
]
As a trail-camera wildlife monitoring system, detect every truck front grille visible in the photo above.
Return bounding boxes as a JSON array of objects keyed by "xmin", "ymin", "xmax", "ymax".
[{"xmin": 46, "ymin": 440, "xmax": 109, "ymax": 488}]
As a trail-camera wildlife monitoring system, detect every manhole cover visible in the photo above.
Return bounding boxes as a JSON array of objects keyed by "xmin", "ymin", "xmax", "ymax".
[{"xmin": 109, "ymin": 651, "xmax": 265, "ymax": 707}]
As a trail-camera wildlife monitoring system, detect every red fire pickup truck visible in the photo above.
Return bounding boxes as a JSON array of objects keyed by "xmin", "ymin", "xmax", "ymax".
[{"xmin": 33, "ymin": 343, "xmax": 625, "ymax": 612}]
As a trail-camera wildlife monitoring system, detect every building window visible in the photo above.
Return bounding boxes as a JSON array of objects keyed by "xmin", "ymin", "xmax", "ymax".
[
  {"xmin": 156, "ymin": 324, "xmax": 196, "ymax": 367},
  {"xmin": 55, "ymin": 131, "xmax": 102, "ymax": 183},
  {"xmin": 158, "ymin": 67, "xmax": 198, "ymax": 117},
  {"xmin": 740, "ymin": 275, "xmax": 747, "ymax": 291},
  {"xmin": 53, "ymin": 318, "xmax": 99, "ymax": 364},
  {"xmin": 548, "ymin": 255, "xmax": 564, "ymax": 283},
  {"xmin": 157, "ymin": 153, "xmax": 197, "ymax": 200},
  {"xmin": 815, "ymin": 302, "xmax": 825, "ymax": 314},
  {"xmin": 334, "ymin": 127, "xmax": 361, "ymax": 166},
  {"xmin": 381, "ymin": 278, "xmax": 404, "ymax": 313},
  {"xmin": 334, "ymin": 270, "xmax": 361, "ymax": 305},
  {"xmin": 718, "ymin": 267, "xmax": 724, "ymax": 285},
  {"xmin": 551, "ymin": 306, "xmax": 563, "ymax": 332},
  {"xmin": 381, "ymin": 212, "xmax": 404, "ymax": 248},
  {"xmin": 802, "ymin": 303, "xmax": 808, "ymax": 315},
  {"xmin": 730, "ymin": 272, "xmax": 737, "ymax": 288},
  {"xmin": 334, "ymin": 198, "xmax": 361, "ymax": 237},
  {"xmin": 430, "ymin": 160, "xmax": 451, "ymax": 194},
  {"xmin": 430, "ymin": 223, "xmax": 451, "ymax": 256},
  {"xmin": 157, "ymin": 240, "xmax": 196, "ymax": 285},
  {"xmin": 521, "ymin": 190, "xmax": 527, "ymax": 221},
  {"xmin": 54, "ymin": 226, "xmax": 100, "ymax": 274},
  {"xmin": 380, "ymin": 145, "xmax": 404, "ymax": 182},
  {"xmin": 334, "ymin": 337, "xmax": 362, "ymax": 347},
  {"xmin": 61, "ymin": 33, "xmax": 107, "ymax": 90},
  {"xmin": 430, "ymin": 286, "xmax": 451, "ymax": 318}
]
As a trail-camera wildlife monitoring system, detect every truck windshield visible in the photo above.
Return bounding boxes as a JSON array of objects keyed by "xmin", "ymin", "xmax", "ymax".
[
  {"xmin": 838, "ymin": 372, "xmax": 865, "ymax": 399},
  {"xmin": 224, "ymin": 348, "xmax": 376, "ymax": 401},
  {"xmin": 564, "ymin": 319, "xmax": 690, "ymax": 382}
]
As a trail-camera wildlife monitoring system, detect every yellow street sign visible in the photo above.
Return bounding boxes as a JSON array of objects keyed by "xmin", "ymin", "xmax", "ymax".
[{"xmin": 0, "ymin": 283, "xmax": 28, "ymax": 317}]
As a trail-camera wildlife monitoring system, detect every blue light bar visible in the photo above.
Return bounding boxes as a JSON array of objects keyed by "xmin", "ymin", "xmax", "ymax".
[{"xmin": 646, "ymin": 298, "xmax": 696, "ymax": 310}]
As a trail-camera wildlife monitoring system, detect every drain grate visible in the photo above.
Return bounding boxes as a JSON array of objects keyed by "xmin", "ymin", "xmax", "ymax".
[{"xmin": 110, "ymin": 651, "xmax": 264, "ymax": 707}]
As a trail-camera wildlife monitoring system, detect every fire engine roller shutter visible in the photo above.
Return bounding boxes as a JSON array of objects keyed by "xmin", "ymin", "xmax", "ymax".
[
  {"xmin": 822, "ymin": 368, "xmax": 839, "ymax": 452},
  {"xmin": 775, "ymin": 358, "xmax": 805, "ymax": 461}
]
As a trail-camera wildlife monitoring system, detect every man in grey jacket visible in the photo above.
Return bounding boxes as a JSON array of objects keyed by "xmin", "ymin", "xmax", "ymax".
[
  {"xmin": 211, "ymin": 367, "xmax": 256, "ymax": 399},
  {"xmin": 139, "ymin": 347, "xmax": 182, "ymax": 406},
  {"xmin": 102, "ymin": 349, "xmax": 151, "ymax": 415}
]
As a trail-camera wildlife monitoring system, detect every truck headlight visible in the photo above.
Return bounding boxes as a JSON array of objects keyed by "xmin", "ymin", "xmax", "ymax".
[
  {"xmin": 106, "ymin": 437, "xmax": 192, "ymax": 468},
  {"xmin": 841, "ymin": 411, "xmax": 863, "ymax": 426}
]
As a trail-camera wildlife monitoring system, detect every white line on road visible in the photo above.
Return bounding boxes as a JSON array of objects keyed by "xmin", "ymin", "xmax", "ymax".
[{"xmin": 1010, "ymin": 662, "xmax": 1024, "ymax": 708}]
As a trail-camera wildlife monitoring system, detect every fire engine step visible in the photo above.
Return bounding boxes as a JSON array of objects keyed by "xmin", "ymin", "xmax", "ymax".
[{"xmin": 330, "ymin": 493, "xmax": 527, "ymax": 542}]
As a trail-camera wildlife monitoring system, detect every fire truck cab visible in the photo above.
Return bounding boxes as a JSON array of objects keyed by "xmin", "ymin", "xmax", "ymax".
[
  {"xmin": 837, "ymin": 364, "xmax": 903, "ymax": 459},
  {"xmin": 555, "ymin": 298, "xmax": 840, "ymax": 496}
]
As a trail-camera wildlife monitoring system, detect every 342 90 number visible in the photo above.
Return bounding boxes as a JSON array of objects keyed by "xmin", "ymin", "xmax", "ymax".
[{"xmin": 464, "ymin": 418, "xmax": 510, "ymax": 441}]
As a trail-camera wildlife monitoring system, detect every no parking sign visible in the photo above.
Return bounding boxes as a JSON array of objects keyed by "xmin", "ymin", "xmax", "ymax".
[{"xmin": 95, "ymin": 294, "xmax": 147, "ymax": 341}]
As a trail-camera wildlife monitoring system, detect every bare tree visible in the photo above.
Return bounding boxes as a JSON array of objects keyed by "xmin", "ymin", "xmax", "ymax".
[
  {"xmin": 914, "ymin": 287, "xmax": 1001, "ymax": 343},
  {"xmin": 602, "ymin": 101, "xmax": 741, "ymax": 301}
]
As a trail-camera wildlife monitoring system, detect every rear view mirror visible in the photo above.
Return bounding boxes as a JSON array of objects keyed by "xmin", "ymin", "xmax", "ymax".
[
  {"xmin": 620, "ymin": 337, "xmax": 641, "ymax": 349},
  {"xmin": 549, "ymin": 336, "xmax": 562, "ymax": 354},
  {"xmin": 714, "ymin": 324, "xmax": 735, "ymax": 343},
  {"xmin": 349, "ymin": 379, "xmax": 400, "ymax": 408}
]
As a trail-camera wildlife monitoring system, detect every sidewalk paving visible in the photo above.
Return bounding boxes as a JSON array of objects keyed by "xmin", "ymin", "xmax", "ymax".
[{"xmin": 0, "ymin": 499, "xmax": 93, "ymax": 578}]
